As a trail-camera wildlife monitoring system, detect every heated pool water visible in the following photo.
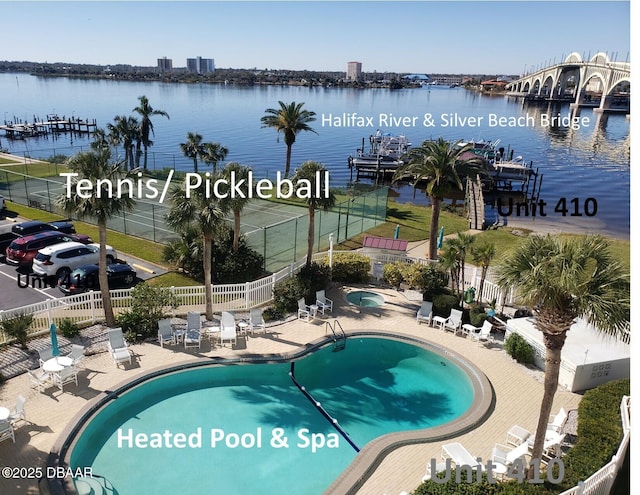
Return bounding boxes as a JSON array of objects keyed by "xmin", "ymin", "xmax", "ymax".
[
  {"xmin": 346, "ymin": 290, "xmax": 385, "ymax": 308},
  {"xmin": 69, "ymin": 337, "xmax": 475, "ymax": 494}
]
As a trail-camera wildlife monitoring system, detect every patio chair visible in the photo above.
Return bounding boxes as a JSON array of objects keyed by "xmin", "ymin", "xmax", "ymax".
[
  {"xmin": 468, "ymin": 320, "xmax": 494, "ymax": 345},
  {"xmin": 157, "ymin": 318, "xmax": 176, "ymax": 348},
  {"xmin": 433, "ymin": 309, "xmax": 463, "ymax": 334},
  {"xmin": 107, "ymin": 327, "xmax": 132, "ymax": 367},
  {"xmin": 55, "ymin": 365, "xmax": 79, "ymax": 392},
  {"xmin": 315, "ymin": 290, "xmax": 333, "ymax": 315},
  {"xmin": 184, "ymin": 312, "xmax": 202, "ymax": 350},
  {"xmin": 506, "ymin": 425, "xmax": 531, "ymax": 447},
  {"xmin": 8, "ymin": 395, "xmax": 27, "ymax": 426},
  {"xmin": 67, "ymin": 344, "xmax": 85, "ymax": 367},
  {"xmin": 416, "ymin": 301, "xmax": 433, "ymax": 326},
  {"xmin": 220, "ymin": 312, "xmax": 237, "ymax": 347},
  {"xmin": 492, "ymin": 441, "xmax": 529, "ymax": 469},
  {"xmin": 547, "ymin": 407, "xmax": 567, "ymax": 433},
  {"xmin": 28, "ymin": 368, "xmax": 51, "ymax": 393},
  {"xmin": 298, "ymin": 298, "xmax": 312, "ymax": 322},
  {"xmin": 249, "ymin": 308, "xmax": 266, "ymax": 335},
  {"xmin": 441, "ymin": 442, "xmax": 481, "ymax": 469},
  {"xmin": 38, "ymin": 347, "xmax": 54, "ymax": 366},
  {"xmin": 0, "ymin": 420, "xmax": 15, "ymax": 444}
]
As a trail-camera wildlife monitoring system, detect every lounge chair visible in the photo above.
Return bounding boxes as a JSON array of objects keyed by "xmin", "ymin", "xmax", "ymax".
[
  {"xmin": 249, "ymin": 308, "xmax": 266, "ymax": 335},
  {"xmin": 433, "ymin": 309, "xmax": 463, "ymax": 334},
  {"xmin": 67, "ymin": 344, "xmax": 85, "ymax": 367},
  {"xmin": 298, "ymin": 298, "xmax": 312, "ymax": 322},
  {"xmin": 157, "ymin": 318, "xmax": 176, "ymax": 348},
  {"xmin": 547, "ymin": 407, "xmax": 567, "ymax": 433},
  {"xmin": 492, "ymin": 441, "xmax": 529, "ymax": 469},
  {"xmin": 8, "ymin": 395, "xmax": 27, "ymax": 426},
  {"xmin": 220, "ymin": 312, "xmax": 237, "ymax": 347},
  {"xmin": 28, "ymin": 368, "xmax": 51, "ymax": 392},
  {"xmin": 441, "ymin": 442, "xmax": 481, "ymax": 469},
  {"xmin": 55, "ymin": 365, "xmax": 79, "ymax": 392},
  {"xmin": 416, "ymin": 301, "xmax": 433, "ymax": 326},
  {"xmin": 468, "ymin": 320, "xmax": 494, "ymax": 345},
  {"xmin": 107, "ymin": 327, "xmax": 132, "ymax": 367},
  {"xmin": 315, "ymin": 290, "xmax": 333, "ymax": 315},
  {"xmin": 184, "ymin": 312, "xmax": 202, "ymax": 350},
  {"xmin": 0, "ymin": 420, "xmax": 15, "ymax": 444},
  {"xmin": 506, "ymin": 425, "xmax": 531, "ymax": 447}
]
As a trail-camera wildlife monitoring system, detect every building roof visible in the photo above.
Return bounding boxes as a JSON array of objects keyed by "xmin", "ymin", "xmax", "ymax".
[{"xmin": 362, "ymin": 236, "xmax": 408, "ymax": 251}]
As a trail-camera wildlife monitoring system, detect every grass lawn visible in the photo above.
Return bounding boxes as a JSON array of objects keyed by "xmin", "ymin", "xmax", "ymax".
[
  {"xmin": 0, "ymin": 162, "xmax": 68, "ymax": 181},
  {"xmin": 145, "ymin": 271, "xmax": 202, "ymax": 287}
]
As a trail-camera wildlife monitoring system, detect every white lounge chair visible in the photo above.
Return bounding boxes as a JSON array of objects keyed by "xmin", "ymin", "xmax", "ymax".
[
  {"xmin": 55, "ymin": 365, "xmax": 79, "ymax": 392},
  {"xmin": 184, "ymin": 312, "xmax": 202, "ymax": 350},
  {"xmin": 433, "ymin": 309, "xmax": 463, "ymax": 334},
  {"xmin": 0, "ymin": 420, "xmax": 15, "ymax": 444},
  {"xmin": 468, "ymin": 320, "xmax": 494, "ymax": 345},
  {"xmin": 107, "ymin": 327, "xmax": 132, "ymax": 367},
  {"xmin": 547, "ymin": 407, "xmax": 567, "ymax": 433},
  {"xmin": 416, "ymin": 301, "xmax": 433, "ymax": 326},
  {"xmin": 157, "ymin": 318, "xmax": 176, "ymax": 348},
  {"xmin": 28, "ymin": 368, "xmax": 51, "ymax": 392},
  {"xmin": 8, "ymin": 395, "xmax": 27, "ymax": 426},
  {"xmin": 492, "ymin": 441, "xmax": 529, "ymax": 469},
  {"xmin": 506, "ymin": 425, "xmax": 532, "ymax": 447},
  {"xmin": 315, "ymin": 290, "xmax": 333, "ymax": 315},
  {"xmin": 249, "ymin": 308, "xmax": 266, "ymax": 335},
  {"xmin": 220, "ymin": 311, "xmax": 237, "ymax": 347},
  {"xmin": 441, "ymin": 442, "xmax": 481, "ymax": 469},
  {"xmin": 67, "ymin": 344, "xmax": 85, "ymax": 367},
  {"xmin": 298, "ymin": 298, "xmax": 312, "ymax": 322}
]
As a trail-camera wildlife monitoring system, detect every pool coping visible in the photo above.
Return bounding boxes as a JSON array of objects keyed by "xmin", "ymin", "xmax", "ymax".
[{"xmin": 46, "ymin": 329, "xmax": 493, "ymax": 495}]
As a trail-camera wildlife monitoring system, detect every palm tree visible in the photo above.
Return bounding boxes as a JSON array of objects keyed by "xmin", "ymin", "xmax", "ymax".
[
  {"xmin": 166, "ymin": 179, "xmax": 224, "ymax": 320},
  {"xmin": 392, "ymin": 138, "xmax": 484, "ymax": 260},
  {"xmin": 180, "ymin": 132, "xmax": 204, "ymax": 173},
  {"xmin": 219, "ymin": 162, "xmax": 252, "ymax": 252},
  {"xmin": 496, "ymin": 235, "xmax": 630, "ymax": 476},
  {"xmin": 56, "ymin": 149, "xmax": 136, "ymax": 327},
  {"xmin": 260, "ymin": 101, "xmax": 318, "ymax": 177},
  {"xmin": 201, "ymin": 142, "xmax": 229, "ymax": 173},
  {"xmin": 108, "ymin": 115, "xmax": 140, "ymax": 170},
  {"xmin": 132, "ymin": 95, "xmax": 170, "ymax": 170},
  {"xmin": 292, "ymin": 161, "xmax": 336, "ymax": 267},
  {"xmin": 441, "ymin": 232, "xmax": 475, "ymax": 303},
  {"xmin": 471, "ymin": 242, "xmax": 496, "ymax": 302}
]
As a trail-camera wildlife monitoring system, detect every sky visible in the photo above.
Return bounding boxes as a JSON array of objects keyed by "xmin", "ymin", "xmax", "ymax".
[{"xmin": 0, "ymin": 1, "xmax": 631, "ymax": 74}]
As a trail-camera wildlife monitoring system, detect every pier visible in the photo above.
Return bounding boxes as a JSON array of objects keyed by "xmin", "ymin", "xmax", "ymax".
[{"xmin": 0, "ymin": 114, "xmax": 98, "ymax": 140}]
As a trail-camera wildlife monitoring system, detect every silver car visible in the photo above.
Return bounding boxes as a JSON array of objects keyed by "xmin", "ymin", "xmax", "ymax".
[{"xmin": 32, "ymin": 242, "xmax": 118, "ymax": 279}]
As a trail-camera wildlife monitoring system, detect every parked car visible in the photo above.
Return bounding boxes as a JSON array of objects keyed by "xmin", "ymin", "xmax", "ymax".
[
  {"xmin": 12, "ymin": 220, "xmax": 76, "ymax": 236},
  {"xmin": 0, "ymin": 194, "xmax": 5, "ymax": 211},
  {"xmin": 58, "ymin": 263, "xmax": 137, "ymax": 295},
  {"xmin": 32, "ymin": 242, "xmax": 118, "ymax": 279},
  {"xmin": 5, "ymin": 231, "xmax": 93, "ymax": 266}
]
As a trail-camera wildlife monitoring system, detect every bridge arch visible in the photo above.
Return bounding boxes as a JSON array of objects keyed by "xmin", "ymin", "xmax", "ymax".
[
  {"xmin": 564, "ymin": 52, "xmax": 583, "ymax": 64},
  {"xmin": 590, "ymin": 52, "xmax": 611, "ymax": 65}
]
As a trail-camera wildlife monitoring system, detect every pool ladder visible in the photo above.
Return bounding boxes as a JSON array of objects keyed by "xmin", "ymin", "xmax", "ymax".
[{"xmin": 325, "ymin": 320, "xmax": 346, "ymax": 351}]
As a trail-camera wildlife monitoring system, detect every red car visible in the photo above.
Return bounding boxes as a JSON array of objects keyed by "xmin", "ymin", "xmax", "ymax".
[{"xmin": 5, "ymin": 231, "xmax": 93, "ymax": 267}]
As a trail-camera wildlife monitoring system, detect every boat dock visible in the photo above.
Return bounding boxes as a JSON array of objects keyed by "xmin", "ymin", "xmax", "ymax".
[{"xmin": 0, "ymin": 115, "xmax": 98, "ymax": 139}]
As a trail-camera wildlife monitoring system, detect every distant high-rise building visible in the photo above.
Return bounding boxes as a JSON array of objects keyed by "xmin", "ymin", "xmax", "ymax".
[
  {"xmin": 347, "ymin": 61, "xmax": 362, "ymax": 81},
  {"xmin": 157, "ymin": 57, "xmax": 173, "ymax": 72},
  {"xmin": 187, "ymin": 56, "xmax": 215, "ymax": 74}
]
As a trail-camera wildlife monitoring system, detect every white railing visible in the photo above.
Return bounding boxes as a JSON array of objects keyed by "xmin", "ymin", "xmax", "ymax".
[{"xmin": 558, "ymin": 396, "xmax": 630, "ymax": 495}]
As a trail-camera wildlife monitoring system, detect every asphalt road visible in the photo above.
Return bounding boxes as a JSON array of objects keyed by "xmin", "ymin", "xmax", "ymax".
[{"xmin": 0, "ymin": 217, "xmax": 166, "ymax": 311}]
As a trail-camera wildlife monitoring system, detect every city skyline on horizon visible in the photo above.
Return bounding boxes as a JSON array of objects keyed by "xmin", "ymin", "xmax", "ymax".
[{"xmin": 2, "ymin": 1, "xmax": 630, "ymax": 75}]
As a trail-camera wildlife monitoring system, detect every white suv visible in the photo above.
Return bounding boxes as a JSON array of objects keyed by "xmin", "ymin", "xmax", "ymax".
[{"xmin": 32, "ymin": 242, "xmax": 118, "ymax": 279}]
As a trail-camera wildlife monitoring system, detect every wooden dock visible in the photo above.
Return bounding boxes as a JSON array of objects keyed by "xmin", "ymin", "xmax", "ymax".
[{"xmin": 0, "ymin": 115, "xmax": 98, "ymax": 139}]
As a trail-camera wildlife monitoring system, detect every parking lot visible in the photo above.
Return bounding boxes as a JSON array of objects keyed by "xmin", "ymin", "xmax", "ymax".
[{"xmin": 0, "ymin": 216, "xmax": 165, "ymax": 311}]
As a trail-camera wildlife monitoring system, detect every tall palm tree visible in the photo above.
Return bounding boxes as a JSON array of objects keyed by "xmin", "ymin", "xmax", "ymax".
[
  {"xmin": 56, "ymin": 149, "xmax": 136, "ymax": 327},
  {"xmin": 166, "ymin": 179, "xmax": 223, "ymax": 320},
  {"xmin": 180, "ymin": 132, "xmax": 204, "ymax": 173},
  {"xmin": 108, "ymin": 115, "xmax": 139, "ymax": 170},
  {"xmin": 441, "ymin": 232, "xmax": 475, "ymax": 303},
  {"xmin": 219, "ymin": 162, "xmax": 252, "ymax": 252},
  {"xmin": 392, "ymin": 138, "xmax": 484, "ymax": 260},
  {"xmin": 496, "ymin": 235, "xmax": 630, "ymax": 476},
  {"xmin": 260, "ymin": 101, "xmax": 318, "ymax": 177},
  {"xmin": 471, "ymin": 242, "xmax": 496, "ymax": 302},
  {"xmin": 292, "ymin": 161, "xmax": 336, "ymax": 267},
  {"xmin": 201, "ymin": 142, "xmax": 229, "ymax": 173},
  {"xmin": 132, "ymin": 95, "xmax": 170, "ymax": 170}
]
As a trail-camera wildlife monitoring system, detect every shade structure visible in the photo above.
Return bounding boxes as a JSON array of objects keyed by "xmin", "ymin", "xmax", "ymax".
[{"xmin": 50, "ymin": 323, "xmax": 60, "ymax": 357}]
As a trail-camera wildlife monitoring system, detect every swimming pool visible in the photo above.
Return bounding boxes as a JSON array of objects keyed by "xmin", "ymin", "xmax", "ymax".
[
  {"xmin": 346, "ymin": 290, "xmax": 385, "ymax": 308},
  {"xmin": 59, "ymin": 335, "xmax": 490, "ymax": 494}
]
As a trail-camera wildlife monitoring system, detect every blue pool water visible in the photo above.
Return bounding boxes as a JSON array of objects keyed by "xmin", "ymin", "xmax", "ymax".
[
  {"xmin": 346, "ymin": 291, "xmax": 385, "ymax": 308},
  {"xmin": 69, "ymin": 337, "xmax": 475, "ymax": 494}
]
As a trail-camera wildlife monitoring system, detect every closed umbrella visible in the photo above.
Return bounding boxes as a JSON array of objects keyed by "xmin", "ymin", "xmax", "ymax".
[
  {"xmin": 50, "ymin": 323, "xmax": 60, "ymax": 357},
  {"xmin": 437, "ymin": 227, "xmax": 445, "ymax": 249}
]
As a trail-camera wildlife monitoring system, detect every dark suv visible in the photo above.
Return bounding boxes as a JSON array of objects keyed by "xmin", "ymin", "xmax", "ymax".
[
  {"xmin": 5, "ymin": 231, "xmax": 93, "ymax": 266},
  {"xmin": 12, "ymin": 220, "xmax": 76, "ymax": 236}
]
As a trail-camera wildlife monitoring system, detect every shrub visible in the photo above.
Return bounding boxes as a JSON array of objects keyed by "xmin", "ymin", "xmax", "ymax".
[
  {"xmin": 469, "ymin": 305, "xmax": 487, "ymax": 327},
  {"xmin": 58, "ymin": 318, "xmax": 81, "ymax": 339},
  {"xmin": 503, "ymin": 333, "xmax": 535, "ymax": 364},
  {"xmin": 0, "ymin": 312, "xmax": 34, "ymax": 350},
  {"xmin": 383, "ymin": 261, "xmax": 405, "ymax": 289},
  {"xmin": 325, "ymin": 252, "xmax": 370, "ymax": 283},
  {"xmin": 117, "ymin": 284, "xmax": 178, "ymax": 341},
  {"xmin": 404, "ymin": 263, "xmax": 448, "ymax": 292},
  {"xmin": 263, "ymin": 306, "xmax": 284, "ymax": 322},
  {"xmin": 272, "ymin": 277, "xmax": 306, "ymax": 314},
  {"xmin": 432, "ymin": 294, "xmax": 459, "ymax": 317}
]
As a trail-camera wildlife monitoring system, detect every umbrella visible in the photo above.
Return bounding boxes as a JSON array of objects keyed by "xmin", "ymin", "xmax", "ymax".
[
  {"xmin": 437, "ymin": 227, "xmax": 445, "ymax": 249},
  {"xmin": 50, "ymin": 323, "xmax": 60, "ymax": 357}
]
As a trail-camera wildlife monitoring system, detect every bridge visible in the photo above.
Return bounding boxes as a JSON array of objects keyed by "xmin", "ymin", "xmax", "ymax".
[{"xmin": 506, "ymin": 52, "xmax": 630, "ymax": 114}]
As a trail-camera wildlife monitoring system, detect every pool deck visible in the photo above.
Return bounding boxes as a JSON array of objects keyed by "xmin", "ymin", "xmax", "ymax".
[{"xmin": 0, "ymin": 286, "xmax": 582, "ymax": 495}]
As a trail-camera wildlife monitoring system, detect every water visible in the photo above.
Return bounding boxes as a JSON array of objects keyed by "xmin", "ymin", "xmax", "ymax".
[
  {"xmin": 69, "ymin": 338, "xmax": 474, "ymax": 494},
  {"xmin": 346, "ymin": 290, "xmax": 385, "ymax": 307},
  {"xmin": 0, "ymin": 74, "xmax": 629, "ymax": 238}
]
